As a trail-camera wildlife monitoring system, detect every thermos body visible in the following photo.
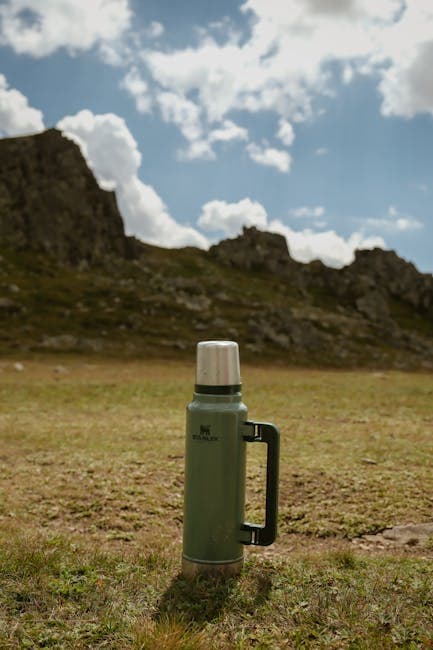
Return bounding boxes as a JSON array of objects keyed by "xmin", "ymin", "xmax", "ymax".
[
  {"xmin": 182, "ymin": 341, "xmax": 280, "ymax": 578},
  {"xmin": 183, "ymin": 392, "xmax": 248, "ymax": 575}
]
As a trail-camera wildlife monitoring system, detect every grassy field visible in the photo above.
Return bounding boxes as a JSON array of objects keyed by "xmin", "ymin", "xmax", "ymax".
[{"xmin": 0, "ymin": 358, "xmax": 433, "ymax": 648}]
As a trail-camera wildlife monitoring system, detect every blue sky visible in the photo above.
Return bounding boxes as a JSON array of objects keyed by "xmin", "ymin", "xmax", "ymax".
[{"xmin": 0, "ymin": 0, "xmax": 432, "ymax": 271}]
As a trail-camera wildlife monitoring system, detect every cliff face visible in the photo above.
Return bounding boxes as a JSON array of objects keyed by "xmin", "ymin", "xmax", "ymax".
[
  {"xmin": 347, "ymin": 248, "xmax": 433, "ymax": 312},
  {"xmin": 0, "ymin": 128, "xmax": 128, "ymax": 264}
]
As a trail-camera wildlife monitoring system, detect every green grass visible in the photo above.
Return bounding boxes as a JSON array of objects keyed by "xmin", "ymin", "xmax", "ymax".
[
  {"xmin": 0, "ymin": 360, "xmax": 433, "ymax": 647},
  {"xmin": 1, "ymin": 536, "xmax": 433, "ymax": 648}
]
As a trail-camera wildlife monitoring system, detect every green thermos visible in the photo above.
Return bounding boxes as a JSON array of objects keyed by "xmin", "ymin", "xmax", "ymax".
[{"xmin": 182, "ymin": 340, "xmax": 280, "ymax": 577}]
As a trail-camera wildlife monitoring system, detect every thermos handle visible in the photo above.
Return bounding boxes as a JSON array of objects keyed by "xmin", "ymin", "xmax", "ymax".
[{"xmin": 241, "ymin": 420, "xmax": 280, "ymax": 546}]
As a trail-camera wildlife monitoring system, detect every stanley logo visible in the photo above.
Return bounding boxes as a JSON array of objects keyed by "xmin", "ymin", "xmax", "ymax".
[{"xmin": 193, "ymin": 424, "xmax": 218, "ymax": 442}]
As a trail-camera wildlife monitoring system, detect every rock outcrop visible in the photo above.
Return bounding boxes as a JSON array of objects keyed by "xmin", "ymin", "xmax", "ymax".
[
  {"xmin": 207, "ymin": 227, "xmax": 433, "ymax": 365},
  {"xmin": 347, "ymin": 248, "xmax": 433, "ymax": 313},
  {"xmin": 0, "ymin": 128, "xmax": 130, "ymax": 264},
  {"xmin": 210, "ymin": 226, "xmax": 297, "ymax": 274},
  {"xmin": 211, "ymin": 227, "xmax": 433, "ymax": 322}
]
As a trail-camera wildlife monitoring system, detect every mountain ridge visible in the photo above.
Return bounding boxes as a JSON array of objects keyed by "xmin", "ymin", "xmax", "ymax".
[{"xmin": 0, "ymin": 128, "xmax": 432, "ymax": 368}]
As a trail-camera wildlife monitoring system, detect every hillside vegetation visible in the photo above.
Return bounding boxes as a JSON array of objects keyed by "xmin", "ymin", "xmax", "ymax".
[{"xmin": 1, "ymin": 237, "xmax": 433, "ymax": 368}]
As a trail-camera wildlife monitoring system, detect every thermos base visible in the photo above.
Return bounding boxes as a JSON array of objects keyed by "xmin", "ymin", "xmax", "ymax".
[{"xmin": 182, "ymin": 557, "xmax": 243, "ymax": 579}]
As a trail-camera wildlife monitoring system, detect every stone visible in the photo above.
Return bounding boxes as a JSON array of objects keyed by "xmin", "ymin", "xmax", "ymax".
[
  {"xmin": 212, "ymin": 317, "xmax": 230, "ymax": 329},
  {"xmin": 53, "ymin": 365, "xmax": 69, "ymax": 375},
  {"xmin": 38, "ymin": 335, "xmax": 104, "ymax": 352},
  {"xmin": 382, "ymin": 523, "xmax": 433, "ymax": 545},
  {"xmin": 175, "ymin": 293, "xmax": 211, "ymax": 312},
  {"xmin": 355, "ymin": 290, "xmax": 390, "ymax": 321},
  {"xmin": 168, "ymin": 277, "xmax": 203, "ymax": 293},
  {"xmin": 193, "ymin": 322, "xmax": 208, "ymax": 331},
  {"xmin": 81, "ymin": 338, "xmax": 105, "ymax": 352},
  {"xmin": 358, "ymin": 523, "xmax": 433, "ymax": 548},
  {"xmin": 40, "ymin": 335, "xmax": 78, "ymax": 350},
  {"xmin": 0, "ymin": 297, "xmax": 21, "ymax": 312}
]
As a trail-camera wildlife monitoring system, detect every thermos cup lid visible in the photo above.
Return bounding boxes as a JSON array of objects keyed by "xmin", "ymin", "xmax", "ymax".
[{"xmin": 196, "ymin": 340, "xmax": 241, "ymax": 387}]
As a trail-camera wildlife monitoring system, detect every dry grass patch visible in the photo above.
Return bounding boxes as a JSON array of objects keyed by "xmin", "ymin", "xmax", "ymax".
[{"xmin": 0, "ymin": 359, "xmax": 432, "ymax": 646}]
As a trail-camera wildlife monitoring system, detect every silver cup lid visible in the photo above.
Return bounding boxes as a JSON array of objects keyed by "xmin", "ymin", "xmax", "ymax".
[{"xmin": 196, "ymin": 340, "xmax": 241, "ymax": 386}]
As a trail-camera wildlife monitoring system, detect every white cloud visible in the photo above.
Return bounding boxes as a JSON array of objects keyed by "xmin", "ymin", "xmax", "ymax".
[
  {"xmin": 289, "ymin": 205, "xmax": 325, "ymax": 218},
  {"xmin": 121, "ymin": 67, "xmax": 152, "ymax": 113},
  {"xmin": 118, "ymin": 176, "xmax": 207, "ymax": 247},
  {"xmin": 156, "ymin": 90, "xmax": 213, "ymax": 160},
  {"xmin": 58, "ymin": 110, "xmax": 141, "ymax": 187},
  {"xmin": 142, "ymin": 0, "xmax": 403, "ymax": 133},
  {"xmin": 268, "ymin": 220, "xmax": 386, "ymax": 268},
  {"xmin": 377, "ymin": 2, "xmax": 433, "ymax": 118},
  {"xmin": 0, "ymin": 0, "xmax": 131, "ymax": 57},
  {"xmin": 156, "ymin": 92, "xmax": 248, "ymax": 160},
  {"xmin": 0, "ymin": 74, "xmax": 44, "ymax": 136},
  {"xmin": 57, "ymin": 109, "xmax": 208, "ymax": 249},
  {"xmin": 99, "ymin": 42, "xmax": 125, "ymax": 66},
  {"xmin": 157, "ymin": 91, "xmax": 203, "ymax": 142},
  {"xmin": 198, "ymin": 198, "xmax": 268, "ymax": 237},
  {"xmin": 146, "ymin": 21, "xmax": 164, "ymax": 39},
  {"xmin": 246, "ymin": 142, "xmax": 292, "ymax": 173},
  {"xmin": 140, "ymin": 0, "xmax": 433, "ymax": 151},
  {"xmin": 276, "ymin": 119, "xmax": 295, "ymax": 146},
  {"xmin": 364, "ymin": 205, "xmax": 423, "ymax": 232},
  {"xmin": 342, "ymin": 64, "xmax": 354, "ymax": 85},
  {"xmin": 176, "ymin": 119, "xmax": 248, "ymax": 161},
  {"xmin": 301, "ymin": 0, "xmax": 401, "ymax": 21},
  {"xmin": 196, "ymin": 196, "xmax": 386, "ymax": 267},
  {"xmin": 144, "ymin": 42, "xmax": 254, "ymax": 123},
  {"xmin": 3, "ymin": 0, "xmax": 433, "ymax": 158},
  {"xmin": 178, "ymin": 139, "xmax": 216, "ymax": 161},
  {"xmin": 208, "ymin": 120, "xmax": 248, "ymax": 143},
  {"xmin": 393, "ymin": 217, "xmax": 423, "ymax": 231},
  {"xmin": 315, "ymin": 147, "xmax": 328, "ymax": 156},
  {"xmin": 98, "ymin": 25, "xmax": 142, "ymax": 68}
]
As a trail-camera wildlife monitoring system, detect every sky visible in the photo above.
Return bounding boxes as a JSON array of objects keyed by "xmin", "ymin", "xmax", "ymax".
[{"xmin": 0, "ymin": 0, "xmax": 432, "ymax": 272}]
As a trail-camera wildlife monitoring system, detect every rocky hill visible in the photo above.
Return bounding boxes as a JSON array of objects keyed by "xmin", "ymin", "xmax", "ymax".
[
  {"xmin": 0, "ymin": 128, "xmax": 135, "ymax": 264},
  {"xmin": 0, "ymin": 129, "xmax": 432, "ymax": 368}
]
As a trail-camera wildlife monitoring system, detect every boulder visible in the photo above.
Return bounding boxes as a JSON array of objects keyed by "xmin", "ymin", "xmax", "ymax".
[
  {"xmin": 0, "ymin": 297, "xmax": 22, "ymax": 313},
  {"xmin": 355, "ymin": 290, "xmax": 390, "ymax": 321}
]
